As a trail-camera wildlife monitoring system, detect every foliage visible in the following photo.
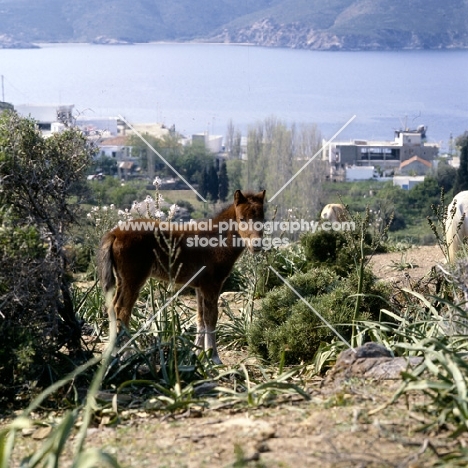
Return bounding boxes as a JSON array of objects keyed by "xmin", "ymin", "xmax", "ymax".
[
  {"xmin": 363, "ymin": 270, "xmax": 468, "ymax": 441},
  {"xmin": 321, "ymin": 177, "xmax": 449, "ymax": 244},
  {"xmin": 207, "ymin": 165, "xmax": 219, "ymax": 202},
  {"xmin": 0, "ymin": 111, "xmax": 94, "ymax": 394},
  {"xmin": 89, "ymin": 154, "xmax": 118, "ymax": 176},
  {"xmin": 128, "ymin": 132, "xmax": 182, "ymax": 176},
  {"xmin": 181, "ymin": 140, "xmax": 215, "ymax": 184},
  {"xmin": 0, "ymin": 300, "xmax": 119, "ymax": 468},
  {"xmin": 300, "ymin": 230, "xmax": 349, "ymax": 273},
  {"xmin": 453, "ymin": 131, "xmax": 468, "ymax": 195},
  {"xmin": 240, "ymin": 118, "xmax": 325, "ymax": 219},
  {"xmin": 226, "ymin": 159, "xmax": 244, "ymax": 197},
  {"xmin": 218, "ymin": 160, "xmax": 229, "ymax": 202},
  {"xmin": 436, "ymin": 158, "xmax": 457, "ymax": 194},
  {"xmin": 248, "ymin": 267, "xmax": 389, "ymax": 365},
  {"xmin": 86, "ymin": 177, "xmax": 149, "ymax": 209}
]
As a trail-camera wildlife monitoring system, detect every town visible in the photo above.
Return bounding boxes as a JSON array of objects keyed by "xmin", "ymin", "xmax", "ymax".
[{"xmin": 1, "ymin": 100, "xmax": 454, "ymax": 193}]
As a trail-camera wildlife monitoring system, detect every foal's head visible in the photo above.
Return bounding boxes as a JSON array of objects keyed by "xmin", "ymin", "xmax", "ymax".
[{"xmin": 234, "ymin": 189, "xmax": 266, "ymax": 253}]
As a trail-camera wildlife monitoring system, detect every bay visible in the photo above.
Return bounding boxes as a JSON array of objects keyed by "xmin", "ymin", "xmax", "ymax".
[{"xmin": 1, "ymin": 42, "xmax": 467, "ymax": 150}]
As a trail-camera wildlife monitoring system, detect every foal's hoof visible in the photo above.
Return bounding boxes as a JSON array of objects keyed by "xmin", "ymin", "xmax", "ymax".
[
  {"xmin": 211, "ymin": 355, "xmax": 223, "ymax": 365},
  {"xmin": 197, "ymin": 349, "xmax": 223, "ymax": 365}
]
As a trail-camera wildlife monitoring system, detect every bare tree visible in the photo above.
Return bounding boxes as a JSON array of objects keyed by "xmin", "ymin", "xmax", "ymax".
[{"xmin": 243, "ymin": 118, "xmax": 325, "ymax": 220}]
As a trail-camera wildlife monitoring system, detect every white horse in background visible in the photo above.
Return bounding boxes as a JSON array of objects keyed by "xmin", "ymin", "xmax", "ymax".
[
  {"xmin": 320, "ymin": 203, "xmax": 346, "ymax": 223},
  {"xmin": 446, "ymin": 191, "xmax": 468, "ymax": 262}
]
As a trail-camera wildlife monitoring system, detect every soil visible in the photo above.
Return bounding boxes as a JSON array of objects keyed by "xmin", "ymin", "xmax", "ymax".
[
  {"xmin": 6, "ymin": 245, "xmax": 462, "ymax": 467},
  {"xmin": 368, "ymin": 244, "xmax": 445, "ymax": 285}
]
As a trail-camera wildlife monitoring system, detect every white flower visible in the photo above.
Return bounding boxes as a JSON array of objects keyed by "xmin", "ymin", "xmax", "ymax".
[
  {"xmin": 153, "ymin": 176, "xmax": 162, "ymax": 188},
  {"xmin": 169, "ymin": 204, "xmax": 178, "ymax": 217}
]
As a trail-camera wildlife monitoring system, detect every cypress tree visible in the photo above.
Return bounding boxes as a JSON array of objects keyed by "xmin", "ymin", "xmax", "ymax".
[
  {"xmin": 208, "ymin": 165, "xmax": 219, "ymax": 202},
  {"xmin": 198, "ymin": 167, "xmax": 209, "ymax": 201},
  {"xmin": 218, "ymin": 160, "xmax": 229, "ymax": 202}
]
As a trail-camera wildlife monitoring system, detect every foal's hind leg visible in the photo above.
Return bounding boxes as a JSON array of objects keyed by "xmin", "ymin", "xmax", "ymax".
[
  {"xmin": 195, "ymin": 286, "xmax": 222, "ymax": 364},
  {"xmin": 112, "ymin": 267, "xmax": 148, "ymax": 333},
  {"xmin": 113, "ymin": 282, "xmax": 141, "ymax": 331}
]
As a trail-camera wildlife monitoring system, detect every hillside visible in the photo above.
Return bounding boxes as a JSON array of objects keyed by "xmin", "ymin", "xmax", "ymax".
[{"xmin": 0, "ymin": 0, "xmax": 467, "ymax": 50}]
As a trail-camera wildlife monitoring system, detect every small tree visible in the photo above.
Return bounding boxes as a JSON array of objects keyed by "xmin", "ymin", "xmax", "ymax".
[
  {"xmin": 198, "ymin": 167, "xmax": 209, "ymax": 201},
  {"xmin": 218, "ymin": 160, "xmax": 229, "ymax": 202},
  {"xmin": 0, "ymin": 111, "xmax": 94, "ymax": 392},
  {"xmin": 207, "ymin": 165, "xmax": 219, "ymax": 203}
]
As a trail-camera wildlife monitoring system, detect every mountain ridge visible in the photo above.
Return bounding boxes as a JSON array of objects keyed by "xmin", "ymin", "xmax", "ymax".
[{"xmin": 0, "ymin": 0, "xmax": 467, "ymax": 50}]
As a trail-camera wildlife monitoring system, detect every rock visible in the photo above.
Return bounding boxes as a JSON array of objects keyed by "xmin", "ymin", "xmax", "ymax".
[
  {"xmin": 323, "ymin": 342, "xmax": 423, "ymax": 386},
  {"xmin": 0, "ymin": 34, "xmax": 39, "ymax": 49},
  {"xmin": 92, "ymin": 36, "xmax": 133, "ymax": 45}
]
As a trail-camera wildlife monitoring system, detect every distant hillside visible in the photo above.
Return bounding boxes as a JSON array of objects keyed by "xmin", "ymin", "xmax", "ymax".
[
  {"xmin": 0, "ymin": 0, "xmax": 467, "ymax": 50},
  {"xmin": 213, "ymin": 0, "xmax": 468, "ymax": 50}
]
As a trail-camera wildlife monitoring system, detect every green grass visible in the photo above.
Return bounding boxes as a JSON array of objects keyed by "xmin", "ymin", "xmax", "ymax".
[{"xmin": 159, "ymin": 189, "xmax": 206, "ymax": 212}]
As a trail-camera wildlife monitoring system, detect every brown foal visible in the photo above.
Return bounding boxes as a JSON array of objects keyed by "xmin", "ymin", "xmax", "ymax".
[{"xmin": 98, "ymin": 189, "xmax": 265, "ymax": 363}]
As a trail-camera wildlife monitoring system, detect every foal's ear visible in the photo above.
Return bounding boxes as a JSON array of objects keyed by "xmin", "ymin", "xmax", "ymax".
[
  {"xmin": 234, "ymin": 190, "xmax": 248, "ymax": 205},
  {"xmin": 257, "ymin": 190, "xmax": 266, "ymax": 201}
]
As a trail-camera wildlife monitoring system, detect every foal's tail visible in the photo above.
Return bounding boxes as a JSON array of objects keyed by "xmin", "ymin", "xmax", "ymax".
[{"xmin": 98, "ymin": 232, "xmax": 117, "ymax": 296}]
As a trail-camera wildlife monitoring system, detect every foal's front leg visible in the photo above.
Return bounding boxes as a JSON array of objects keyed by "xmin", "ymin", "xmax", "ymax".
[
  {"xmin": 194, "ymin": 289, "xmax": 206, "ymax": 351},
  {"xmin": 195, "ymin": 287, "xmax": 222, "ymax": 364}
]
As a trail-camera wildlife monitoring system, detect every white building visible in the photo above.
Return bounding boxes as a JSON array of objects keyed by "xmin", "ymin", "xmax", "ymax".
[
  {"xmin": 192, "ymin": 133, "xmax": 223, "ymax": 153},
  {"xmin": 393, "ymin": 175, "xmax": 425, "ymax": 190},
  {"xmin": 16, "ymin": 104, "xmax": 74, "ymax": 134},
  {"xmin": 328, "ymin": 127, "xmax": 439, "ymax": 177}
]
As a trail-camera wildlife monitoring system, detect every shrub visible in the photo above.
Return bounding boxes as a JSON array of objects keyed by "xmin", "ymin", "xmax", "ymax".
[
  {"xmin": 248, "ymin": 267, "xmax": 390, "ymax": 365},
  {"xmin": 0, "ymin": 112, "xmax": 94, "ymax": 399}
]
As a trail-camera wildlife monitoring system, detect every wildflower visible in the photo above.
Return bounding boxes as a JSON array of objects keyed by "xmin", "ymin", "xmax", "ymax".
[{"xmin": 168, "ymin": 204, "xmax": 178, "ymax": 220}]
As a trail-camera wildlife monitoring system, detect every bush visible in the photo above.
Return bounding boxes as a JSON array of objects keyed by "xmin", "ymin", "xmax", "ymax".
[
  {"xmin": 248, "ymin": 267, "xmax": 390, "ymax": 365},
  {"xmin": 0, "ymin": 111, "xmax": 94, "ymax": 399},
  {"xmin": 301, "ymin": 230, "xmax": 347, "ymax": 265}
]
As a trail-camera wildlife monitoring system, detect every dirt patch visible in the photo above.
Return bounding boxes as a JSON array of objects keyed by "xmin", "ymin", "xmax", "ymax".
[
  {"xmin": 7, "ymin": 378, "xmax": 460, "ymax": 467},
  {"xmin": 369, "ymin": 244, "xmax": 445, "ymax": 284}
]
